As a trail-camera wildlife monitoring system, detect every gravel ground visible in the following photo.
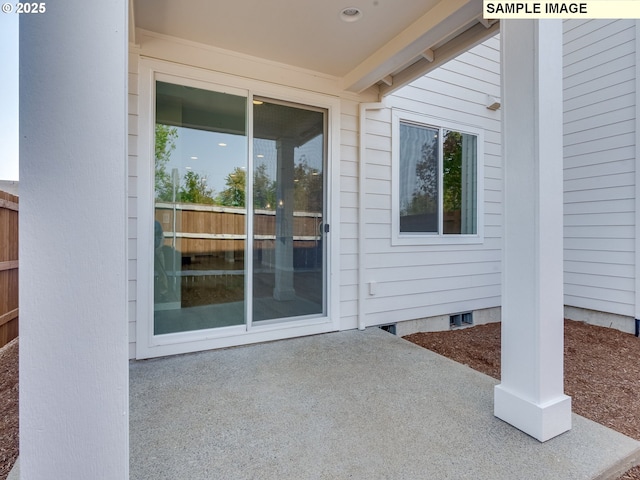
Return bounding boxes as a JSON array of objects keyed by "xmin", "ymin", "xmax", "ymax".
[
  {"xmin": 1, "ymin": 320, "xmax": 639, "ymax": 479},
  {"xmin": 0, "ymin": 338, "xmax": 18, "ymax": 480},
  {"xmin": 405, "ymin": 319, "xmax": 640, "ymax": 480}
]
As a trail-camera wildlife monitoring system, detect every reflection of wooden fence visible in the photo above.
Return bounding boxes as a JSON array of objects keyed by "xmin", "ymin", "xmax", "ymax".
[
  {"xmin": 155, "ymin": 202, "xmax": 323, "ymax": 257},
  {"xmin": 0, "ymin": 190, "xmax": 19, "ymax": 348}
]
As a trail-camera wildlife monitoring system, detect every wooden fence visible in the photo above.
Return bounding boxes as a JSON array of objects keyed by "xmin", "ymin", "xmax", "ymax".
[
  {"xmin": 0, "ymin": 190, "xmax": 18, "ymax": 348},
  {"xmin": 155, "ymin": 202, "xmax": 323, "ymax": 257}
]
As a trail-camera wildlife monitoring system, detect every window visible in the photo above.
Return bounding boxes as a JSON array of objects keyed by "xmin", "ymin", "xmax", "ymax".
[{"xmin": 392, "ymin": 111, "xmax": 483, "ymax": 245}]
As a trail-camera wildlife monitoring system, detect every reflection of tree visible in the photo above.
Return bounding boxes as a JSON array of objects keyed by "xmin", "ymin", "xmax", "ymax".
[
  {"xmin": 218, "ymin": 167, "xmax": 246, "ymax": 207},
  {"xmin": 403, "ymin": 136, "xmax": 438, "ymax": 216},
  {"xmin": 294, "ymin": 156, "xmax": 323, "ymax": 212},
  {"xmin": 251, "ymin": 159, "xmax": 323, "ymax": 212},
  {"xmin": 155, "ymin": 124, "xmax": 178, "ymax": 201},
  {"xmin": 179, "ymin": 170, "xmax": 215, "ymax": 204},
  {"xmin": 443, "ymin": 131, "xmax": 462, "ymax": 213},
  {"xmin": 154, "ymin": 125, "xmax": 324, "ymax": 211},
  {"xmin": 155, "ymin": 124, "xmax": 217, "ymax": 205},
  {"xmin": 253, "ymin": 163, "xmax": 276, "ymax": 209}
]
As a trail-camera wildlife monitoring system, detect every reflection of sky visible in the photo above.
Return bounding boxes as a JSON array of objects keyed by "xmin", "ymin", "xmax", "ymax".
[
  {"xmin": 255, "ymin": 136, "xmax": 324, "ymax": 173},
  {"xmin": 166, "ymin": 127, "xmax": 247, "ymax": 195},
  {"xmin": 0, "ymin": 13, "xmax": 18, "ymax": 180},
  {"xmin": 399, "ymin": 123, "xmax": 438, "ymax": 212},
  {"xmin": 295, "ymin": 135, "xmax": 324, "ymax": 173},
  {"xmin": 165, "ymin": 127, "xmax": 324, "ymax": 196}
]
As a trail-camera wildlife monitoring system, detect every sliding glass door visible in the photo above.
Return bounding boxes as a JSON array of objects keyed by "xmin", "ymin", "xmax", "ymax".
[
  {"xmin": 153, "ymin": 81, "xmax": 247, "ymax": 334},
  {"xmin": 252, "ymin": 99, "xmax": 326, "ymax": 323},
  {"xmin": 152, "ymin": 80, "xmax": 326, "ymax": 336}
]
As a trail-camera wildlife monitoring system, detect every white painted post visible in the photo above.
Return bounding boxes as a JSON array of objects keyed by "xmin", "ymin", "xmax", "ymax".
[
  {"xmin": 494, "ymin": 19, "xmax": 572, "ymax": 442},
  {"xmin": 274, "ymin": 138, "xmax": 296, "ymax": 301},
  {"xmin": 19, "ymin": 1, "xmax": 129, "ymax": 478}
]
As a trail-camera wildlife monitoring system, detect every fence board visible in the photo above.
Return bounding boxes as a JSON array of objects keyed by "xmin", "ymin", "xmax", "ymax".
[
  {"xmin": 0, "ymin": 308, "xmax": 18, "ymax": 327},
  {"xmin": 0, "ymin": 260, "xmax": 19, "ymax": 272},
  {"xmin": 0, "ymin": 190, "xmax": 18, "ymax": 348},
  {"xmin": 0, "ymin": 198, "xmax": 18, "ymax": 211},
  {"xmin": 155, "ymin": 203, "xmax": 322, "ymax": 256}
]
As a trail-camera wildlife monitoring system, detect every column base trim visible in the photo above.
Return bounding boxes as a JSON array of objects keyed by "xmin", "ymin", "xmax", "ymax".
[
  {"xmin": 494, "ymin": 384, "xmax": 571, "ymax": 442},
  {"xmin": 273, "ymin": 287, "xmax": 296, "ymax": 301}
]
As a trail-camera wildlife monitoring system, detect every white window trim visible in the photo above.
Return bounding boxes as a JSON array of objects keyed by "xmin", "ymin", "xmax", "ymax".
[
  {"xmin": 135, "ymin": 58, "xmax": 342, "ymax": 359},
  {"xmin": 391, "ymin": 109, "xmax": 485, "ymax": 246}
]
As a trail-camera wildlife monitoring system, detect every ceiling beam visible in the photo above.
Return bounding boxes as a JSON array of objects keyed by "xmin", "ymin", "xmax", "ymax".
[{"xmin": 341, "ymin": 0, "xmax": 483, "ymax": 93}]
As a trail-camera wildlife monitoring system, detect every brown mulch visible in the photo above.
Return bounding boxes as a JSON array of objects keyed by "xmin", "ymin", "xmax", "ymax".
[
  {"xmin": 0, "ymin": 322, "xmax": 638, "ymax": 478},
  {"xmin": 0, "ymin": 338, "xmax": 18, "ymax": 480},
  {"xmin": 404, "ymin": 319, "xmax": 640, "ymax": 480}
]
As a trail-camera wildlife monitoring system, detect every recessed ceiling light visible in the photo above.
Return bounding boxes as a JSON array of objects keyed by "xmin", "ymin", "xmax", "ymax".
[
  {"xmin": 340, "ymin": 6, "xmax": 363, "ymax": 22},
  {"xmin": 257, "ymin": 154, "xmax": 264, "ymax": 158},
  {"xmin": 190, "ymin": 156, "xmax": 198, "ymax": 160},
  {"xmin": 218, "ymin": 143, "xmax": 227, "ymax": 147},
  {"xmin": 253, "ymin": 100, "xmax": 264, "ymax": 105}
]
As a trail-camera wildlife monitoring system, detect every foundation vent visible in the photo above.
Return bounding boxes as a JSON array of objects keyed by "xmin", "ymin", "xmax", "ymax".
[
  {"xmin": 450, "ymin": 312, "xmax": 473, "ymax": 328},
  {"xmin": 378, "ymin": 324, "xmax": 397, "ymax": 335}
]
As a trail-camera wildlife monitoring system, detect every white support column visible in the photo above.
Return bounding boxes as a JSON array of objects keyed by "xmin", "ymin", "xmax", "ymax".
[
  {"xmin": 494, "ymin": 19, "xmax": 572, "ymax": 442},
  {"xmin": 20, "ymin": 1, "xmax": 129, "ymax": 478},
  {"xmin": 274, "ymin": 138, "xmax": 296, "ymax": 301}
]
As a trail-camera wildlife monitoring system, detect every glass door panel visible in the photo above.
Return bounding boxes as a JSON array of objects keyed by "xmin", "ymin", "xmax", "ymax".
[
  {"xmin": 252, "ymin": 100, "xmax": 326, "ymax": 322},
  {"xmin": 154, "ymin": 81, "xmax": 247, "ymax": 334}
]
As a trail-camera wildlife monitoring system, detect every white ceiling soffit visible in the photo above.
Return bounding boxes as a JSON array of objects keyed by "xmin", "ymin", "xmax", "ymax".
[{"xmin": 132, "ymin": 0, "xmax": 496, "ymax": 95}]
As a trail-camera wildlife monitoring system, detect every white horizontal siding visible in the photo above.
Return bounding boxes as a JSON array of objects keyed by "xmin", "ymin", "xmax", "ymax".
[
  {"xmin": 564, "ymin": 107, "xmax": 635, "ymax": 139},
  {"xmin": 565, "ymin": 92, "xmax": 635, "ymax": 125},
  {"xmin": 565, "ymin": 248, "xmax": 634, "ymax": 264},
  {"xmin": 564, "ymin": 172, "xmax": 635, "ymax": 192},
  {"xmin": 128, "ymin": 50, "xmax": 139, "ymax": 359},
  {"xmin": 360, "ymin": 35, "xmax": 502, "ymax": 327},
  {"xmin": 563, "ymin": 19, "xmax": 637, "ymax": 318},
  {"xmin": 339, "ymin": 99, "xmax": 361, "ymax": 330},
  {"xmin": 564, "ymin": 159, "xmax": 635, "ymax": 180}
]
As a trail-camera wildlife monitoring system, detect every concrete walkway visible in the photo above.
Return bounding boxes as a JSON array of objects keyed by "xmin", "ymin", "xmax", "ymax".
[{"xmin": 129, "ymin": 328, "xmax": 640, "ymax": 480}]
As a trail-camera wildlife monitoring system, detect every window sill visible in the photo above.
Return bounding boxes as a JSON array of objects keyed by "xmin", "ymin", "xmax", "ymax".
[{"xmin": 391, "ymin": 234, "xmax": 484, "ymax": 246}]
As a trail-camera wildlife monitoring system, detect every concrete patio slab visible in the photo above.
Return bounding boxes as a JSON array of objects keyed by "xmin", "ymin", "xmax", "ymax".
[{"xmin": 130, "ymin": 328, "xmax": 640, "ymax": 479}]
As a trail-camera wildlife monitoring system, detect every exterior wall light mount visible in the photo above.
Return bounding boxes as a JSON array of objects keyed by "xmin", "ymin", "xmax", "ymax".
[{"xmin": 486, "ymin": 95, "xmax": 501, "ymax": 111}]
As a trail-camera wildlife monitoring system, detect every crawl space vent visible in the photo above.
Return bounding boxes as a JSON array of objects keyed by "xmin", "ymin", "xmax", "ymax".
[
  {"xmin": 450, "ymin": 312, "xmax": 473, "ymax": 327},
  {"xmin": 378, "ymin": 324, "xmax": 397, "ymax": 335}
]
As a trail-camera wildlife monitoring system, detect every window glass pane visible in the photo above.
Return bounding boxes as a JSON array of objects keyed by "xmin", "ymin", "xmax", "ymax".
[
  {"xmin": 154, "ymin": 81, "xmax": 247, "ymax": 334},
  {"xmin": 399, "ymin": 122, "xmax": 439, "ymax": 233},
  {"xmin": 443, "ymin": 130, "xmax": 477, "ymax": 234},
  {"xmin": 253, "ymin": 100, "xmax": 326, "ymax": 322}
]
